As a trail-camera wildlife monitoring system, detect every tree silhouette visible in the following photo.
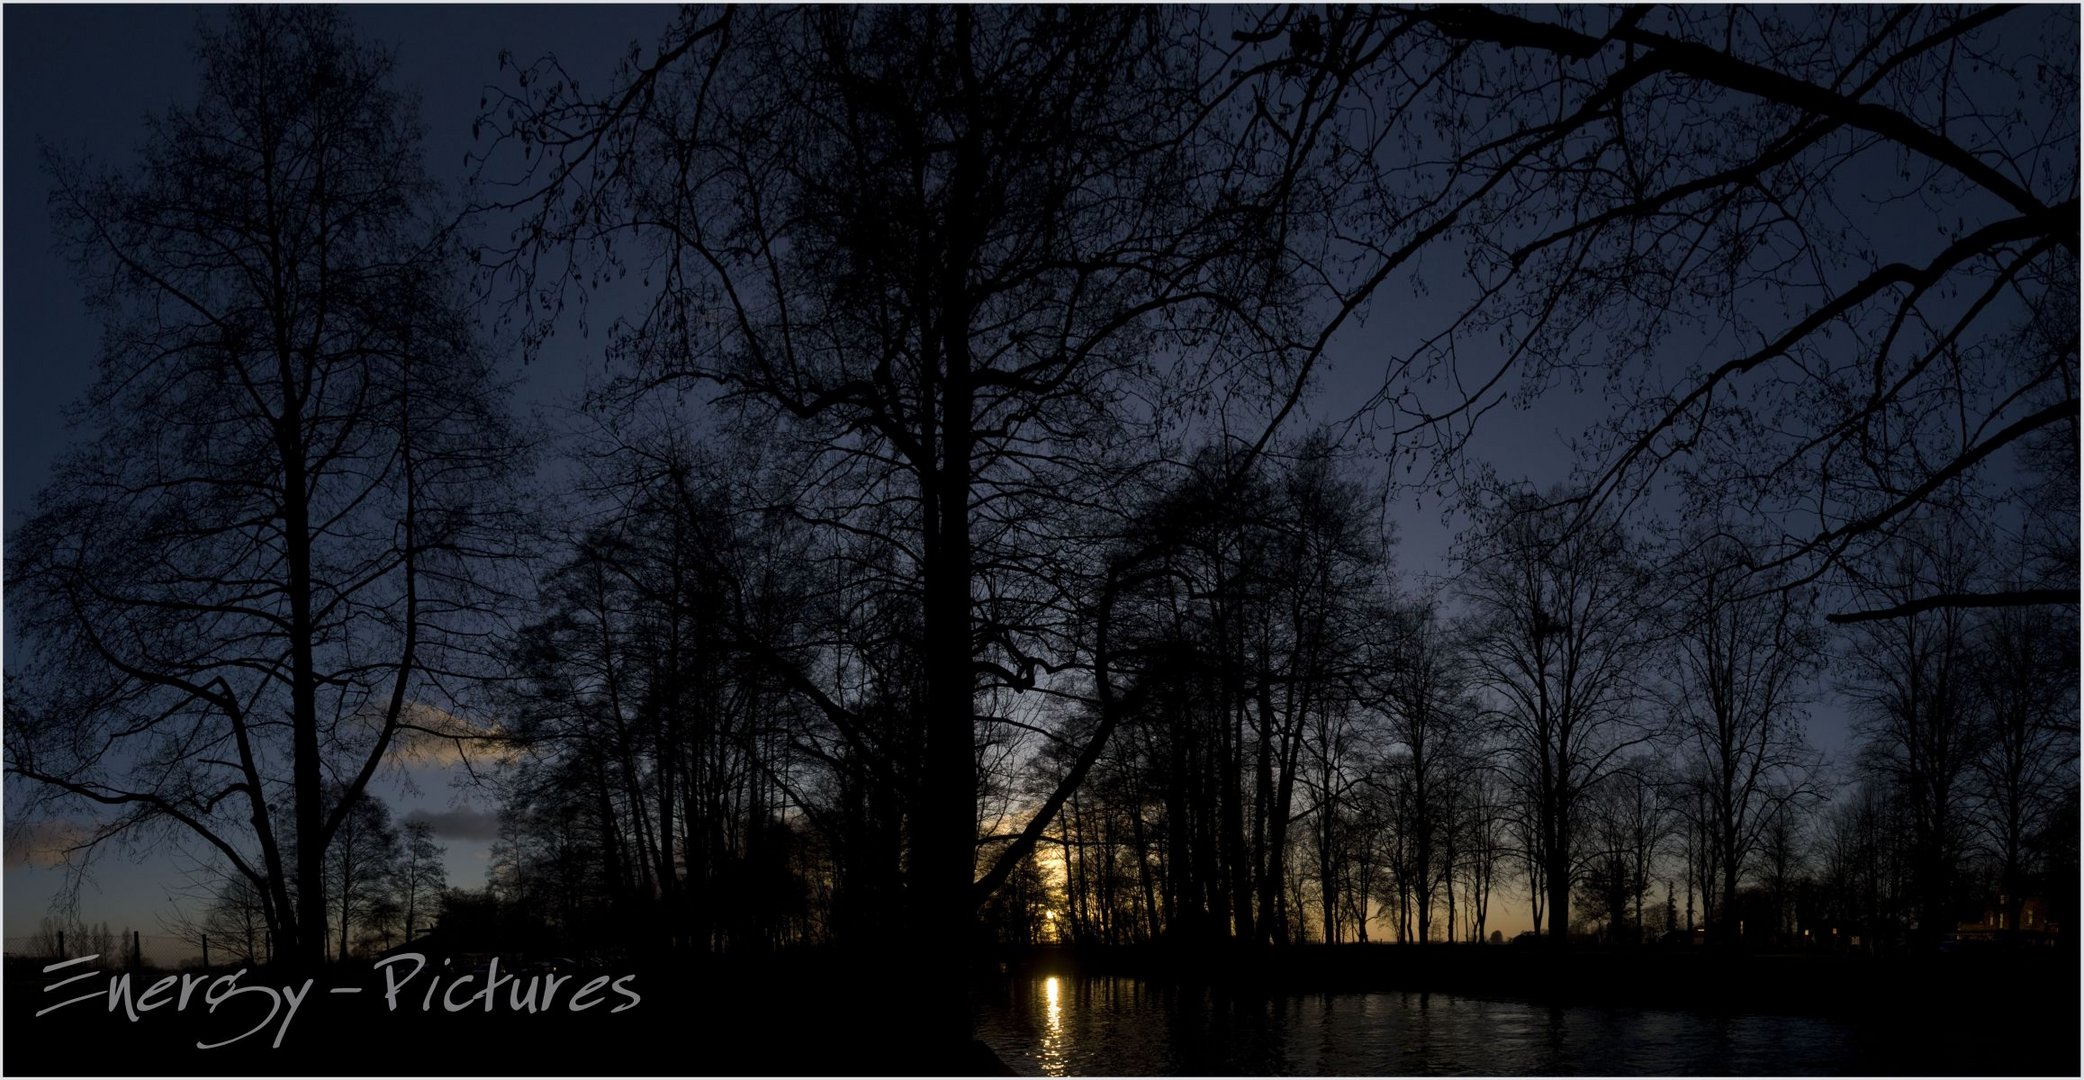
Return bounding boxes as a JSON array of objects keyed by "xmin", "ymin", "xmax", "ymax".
[
  {"xmin": 1459, "ymin": 485, "xmax": 1655, "ymax": 944},
  {"xmin": 1968, "ymin": 602, "xmax": 2075, "ymax": 943},
  {"xmin": 1842, "ymin": 515, "xmax": 1986, "ymax": 946},
  {"xmin": 1662, "ymin": 530, "xmax": 1825, "ymax": 944},
  {"xmin": 163, "ymin": 874, "xmax": 273, "ymax": 966},
  {"xmin": 7, "ymin": 8, "xmax": 524, "ymax": 968},
  {"xmin": 1575, "ymin": 759, "xmax": 1675, "ymax": 945},
  {"xmin": 322, "ymin": 788, "xmax": 401, "ymax": 961},
  {"xmin": 497, "ymin": 429, "xmax": 824, "ymax": 955},
  {"xmin": 394, "ymin": 820, "xmax": 447, "ymax": 943},
  {"xmin": 28, "ymin": 916, "xmax": 116, "ymax": 964},
  {"xmin": 1373, "ymin": 595, "xmax": 1479, "ymax": 943},
  {"xmin": 1347, "ymin": 6, "xmax": 2077, "ymax": 621}
]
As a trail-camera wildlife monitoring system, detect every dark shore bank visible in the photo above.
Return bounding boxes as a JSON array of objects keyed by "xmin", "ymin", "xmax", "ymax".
[{"xmin": 1002, "ymin": 939, "xmax": 2082, "ymax": 1020}]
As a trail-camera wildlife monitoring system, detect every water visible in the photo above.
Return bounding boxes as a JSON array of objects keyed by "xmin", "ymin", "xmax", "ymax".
[{"xmin": 977, "ymin": 975, "xmax": 1871, "ymax": 1076}]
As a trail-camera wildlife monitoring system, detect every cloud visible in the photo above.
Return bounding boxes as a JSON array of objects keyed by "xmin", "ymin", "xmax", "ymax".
[
  {"xmin": 401, "ymin": 807, "xmax": 501, "ymax": 842},
  {"xmin": 4, "ymin": 819, "xmax": 94, "ymax": 868},
  {"xmin": 383, "ymin": 702, "xmax": 518, "ymax": 769}
]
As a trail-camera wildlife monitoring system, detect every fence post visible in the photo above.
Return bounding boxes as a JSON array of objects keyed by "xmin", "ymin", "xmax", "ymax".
[
  {"xmin": 132, "ymin": 929, "xmax": 142, "ymax": 970},
  {"xmin": 57, "ymin": 929, "xmax": 65, "ymax": 959},
  {"xmin": 202, "ymin": 934, "xmax": 210, "ymax": 969}
]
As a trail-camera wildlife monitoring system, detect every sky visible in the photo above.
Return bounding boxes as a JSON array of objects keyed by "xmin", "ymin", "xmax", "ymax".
[{"xmin": 1, "ymin": 5, "xmax": 1890, "ymax": 949}]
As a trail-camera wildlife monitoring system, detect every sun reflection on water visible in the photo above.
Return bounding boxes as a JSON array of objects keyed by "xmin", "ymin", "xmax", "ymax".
[{"xmin": 1038, "ymin": 975, "xmax": 1066, "ymax": 1076}]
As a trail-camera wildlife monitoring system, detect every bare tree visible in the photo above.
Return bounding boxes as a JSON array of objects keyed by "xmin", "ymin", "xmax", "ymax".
[
  {"xmin": 393, "ymin": 820, "xmax": 447, "ymax": 944},
  {"xmin": 28, "ymin": 916, "xmax": 116, "ymax": 963},
  {"xmin": 1460, "ymin": 484, "xmax": 1654, "ymax": 944},
  {"xmin": 1579, "ymin": 757, "xmax": 1678, "ymax": 945},
  {"xmin": 1373, "ymin": 594, "xmax": 1474, "ymax": 943},
  {"xmin": 324, "ymin": 789, "xmax": 402, "ymax": 961},
  {"xmin": 1818, "ymin": 781, "xmax": 1912, "ymax": 949},
  {"xmin": 1456, "ymin": 765, "xmax": 1508, "ymax": 943},
  {"xmin": 1967, "ymin": 602, "xmax": 2077, "ymax": 942},
  {"xmin": 1757, "ymin": 802, "xmax": 1809, "ymax": 941},
  {"xmin": 6, "ymin": 8, "xmax": 525, "ymax": 968},
  {"xmin": 1842, "ymin": 515, "xmax": 1986, "ymax": 947},
  {"xmin": 1664, "ymin": 531, "xmax": 1826, "ymax": 944}
]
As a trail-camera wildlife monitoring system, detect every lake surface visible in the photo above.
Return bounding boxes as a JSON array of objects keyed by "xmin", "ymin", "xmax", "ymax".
[{"xmin": 976, "ymin": 974, "xmax": 1875, "ymax": 1076}]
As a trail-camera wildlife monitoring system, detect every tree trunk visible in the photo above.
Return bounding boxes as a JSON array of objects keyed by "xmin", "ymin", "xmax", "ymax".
[
  {"xmin": 1444, "ymin": 818, "xmax": 1456, "ymax": 945},
  {"xmin": 1130, "ymin": 801, "xmax": 1161, "ymax": 942},
  {"xmin": 282, "ymin": 410, "xmax": 326, "ymax": 970},
  {"xmin": 1722, "ymin": 841, "xmax": 1741, "ymax": 948},
  {"xmin": 917, "ymin": 17, "xmax": 982, "ymax": 1045},
  {"xmin": 1545, "ymin": 798, "xmax": 1570, "ymax": 946}
]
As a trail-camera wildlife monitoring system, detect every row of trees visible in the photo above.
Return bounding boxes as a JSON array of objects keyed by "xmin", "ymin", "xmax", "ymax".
[
  {"xmin": 162, "ymin": 791, "xmax": 448, "ymax": 964},
  {"xmin": 1027, "ymin": 486, "xmax": 2076, "ymax": 952},
  {"xmin": 475, "ymin": 417, "xmax": 2075, "ymax": 958},
  {"xmin": 487, "ymin": 430, "xmax": 824, "ymax": 954}
]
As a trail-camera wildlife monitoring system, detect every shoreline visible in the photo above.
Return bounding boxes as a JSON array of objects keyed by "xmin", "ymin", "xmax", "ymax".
[{"xmin": 993, "ymin": 940, "xmax": 2083, "ymax": 1021}]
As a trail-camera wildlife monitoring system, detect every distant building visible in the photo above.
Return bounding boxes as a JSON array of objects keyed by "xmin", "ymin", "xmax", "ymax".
[{"xmin": 1954, "ymin": 894, "xmax": 2061, "ymax": 944}]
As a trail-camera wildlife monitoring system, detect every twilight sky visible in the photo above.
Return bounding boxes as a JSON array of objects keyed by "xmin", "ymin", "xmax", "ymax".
[{"xmin": 3, "ymin": 5, "xmax": 1872, "ymax": 948}]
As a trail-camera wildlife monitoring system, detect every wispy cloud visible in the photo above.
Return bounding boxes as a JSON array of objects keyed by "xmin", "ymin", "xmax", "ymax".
[
  {"xmin": 4, "ymin": 819, "xmax": 94, "ymax": 868},
  {"xmin": 383, "ymin": 701, "xmax": 518, "ymax": 769}
]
